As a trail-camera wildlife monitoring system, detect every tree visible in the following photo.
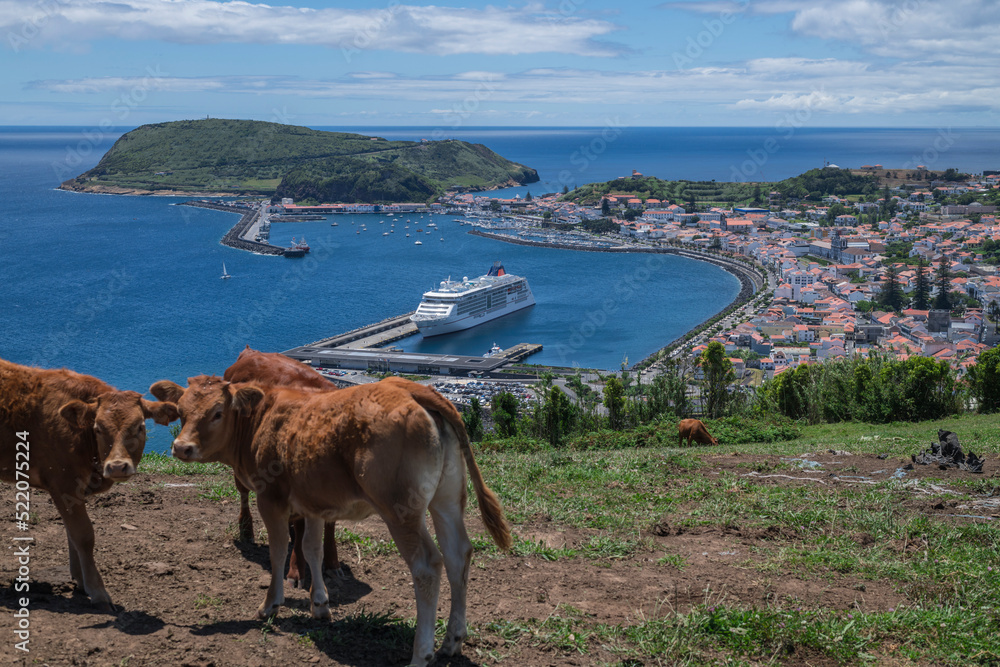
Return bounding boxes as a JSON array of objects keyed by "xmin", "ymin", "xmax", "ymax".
[
  {"xmin": 879, "ymin": 264, "xmax": 903, "ymax": 312},
  {"xmin": 462, "ymin": 397, "xmax": 484, "ymax": 442},
  {"xmin": 967, "ymin": 347, "xmax": 1000, "ymax": 413},
  {"xmin": 934, "ymin": 256, "xmax": 952, "ymax": 310},
  {"xmin": 913, "ymin": 257, "xmax": 930, "ymax": 310},
  {"xmin": 490, "ymin": 391, "xmax": 518, "ymax": 438},
  {"xmin": 562, "ymin": 185, "xmax": 569, "ymax": 195},
  {"xmin": 603, "ymin": 377, "xmax": 626, "ymax": 430},
  {"xmin": 601, "ymin": 198, "xmax": 611, "ymax": 216},
  {"xmin": 987, "ymin": 300, "xmax": 1000, "ymax": 326},
  {"xmin": 525, "ymin": 191, "xmax": 532, "ymax": 202},
  {"xmin": 698, "ymin": 341, "xmax": 735, "ymax": 418},
  {"xmin": 543, "ymin": 387, "xmax": 574, "ymax": 446}
]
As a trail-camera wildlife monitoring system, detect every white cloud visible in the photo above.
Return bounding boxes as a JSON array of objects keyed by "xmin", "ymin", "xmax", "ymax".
[
  {"xmin": 0, "ymin": 0, "xmax": 624, "ymax": 56},
  {"xmin": 29, "ymin": 58, "xmax": 1000, "ymax": 120},
  {"xmin": 663, "ymin": 0, "xmax": 1000, "ymax": 62}
]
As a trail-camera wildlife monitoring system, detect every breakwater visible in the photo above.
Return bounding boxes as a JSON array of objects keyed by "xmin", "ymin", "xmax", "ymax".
[{"xmin": 180, "ymin": 201, "xmax": 285, "ymax": 256}]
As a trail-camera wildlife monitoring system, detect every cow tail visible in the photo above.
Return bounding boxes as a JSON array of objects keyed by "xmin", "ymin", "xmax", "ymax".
[
  {"xmin": 455, "ymin": 421, "xmax": 512, "ymax": 552},
  {"xmin": 407, "ymin": 386, "xmax": 512, "ymax": 551}
]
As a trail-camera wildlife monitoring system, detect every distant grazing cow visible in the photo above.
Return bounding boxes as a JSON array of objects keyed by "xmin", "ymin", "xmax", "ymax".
[
  {"xmin": 0, "ymin": 358, "xmax": 177, "ymax": 610},
  {"xmin": 224, "ymin": 346, "xmax": 341, "ymax": 586},
  {"xmin": 151, "ymin": 375, "xmax": 511, "ymax": 667},
  {"xmin": 678, "ymin": 418, "xmax": 719, "ymax": 446}
]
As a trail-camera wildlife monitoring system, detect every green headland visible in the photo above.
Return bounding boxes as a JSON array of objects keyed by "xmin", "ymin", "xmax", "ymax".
[{"xmin": 59, "ymin": 119, "xmax": 539, "ymax": 201}]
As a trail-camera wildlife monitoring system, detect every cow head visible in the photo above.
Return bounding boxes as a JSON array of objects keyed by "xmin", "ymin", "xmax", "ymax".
[
  {"xmin": 59, "ymin": 390, "xmax": 179, "ymax": 481},
  {"xmin": 150, "ymin": 376, "xmax": 264, "ymax": 464}
]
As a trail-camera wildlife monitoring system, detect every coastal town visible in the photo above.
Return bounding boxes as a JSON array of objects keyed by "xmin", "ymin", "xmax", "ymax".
[{"xmin": 434, "ymin": 166, "xmax": 1000, "ymax": 384}]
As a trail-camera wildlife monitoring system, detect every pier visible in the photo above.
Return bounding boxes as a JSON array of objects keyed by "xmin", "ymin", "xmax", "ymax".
[
  {"xmin": 181, "ymin": 200, "xmax": 291, "ymax": 256},
  {"xmin": 283, "ymin": 314, "xmax": 542, "ymax": 376}
]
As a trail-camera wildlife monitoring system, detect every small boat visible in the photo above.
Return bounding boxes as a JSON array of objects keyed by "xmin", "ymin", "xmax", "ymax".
[
  {"xmin": 331, "ymin": 222, "xmax": 338, "ymax": 226},
  {"xmin": 406, "ymin": 233, "xmax": 410, "ymax": 237},
  {"xmin": 415, "ymin": 241, "xmax": 423, "ymax": 245},
  {"xmin": 383, "ymin": 232, "xmax": 389, "ymax": 236},
  {"xmin": 416, "ymin": 228, "xmax": 423, "ymax": 232},
  {"xmin": 440, "ymin": 237, "xmax": 444, "ymax": 242},
  {"xmin": 221, "ymin": 262, "xmax": 231, "ymax": 279},
  {"xmin": 484, "ymin": 343, "xmax": 502, "ymax": 358}
]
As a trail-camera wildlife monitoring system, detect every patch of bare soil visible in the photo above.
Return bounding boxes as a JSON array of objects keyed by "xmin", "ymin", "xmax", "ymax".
[{"xmin": 1, "ymin": 451, "xmax": 994, "ymax": 666}]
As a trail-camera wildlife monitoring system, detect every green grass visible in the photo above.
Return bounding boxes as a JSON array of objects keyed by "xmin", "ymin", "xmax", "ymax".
[
  {"xmin": 140, "ymin": 451, "xmax": 230, "ymax": 476},
  {"xmin": 138, "ymin": 413, "xmax": 1000, "ymax": 664}
]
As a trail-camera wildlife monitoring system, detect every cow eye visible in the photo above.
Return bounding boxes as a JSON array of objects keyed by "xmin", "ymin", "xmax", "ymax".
[
  {"xmin": 211, "ymin": 410, "xmax": 223, "ymax": 422},
  {"xmin": 93, "ymin": 423, "xmax": 103, "ymax": 434}
]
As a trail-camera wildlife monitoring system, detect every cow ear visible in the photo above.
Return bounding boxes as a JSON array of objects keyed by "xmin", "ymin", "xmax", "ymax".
[
  {"xmin": 141, "ymin": 398, "xmax": 180, "ymax": 425},
  {"xmin": 59, "ymin": 400, "xmax": 98, "ymax": 431},
  {"xmin": 230, "ymin": 385, "xmax": 264, "ymax": 414},
  {"xmin": 150, "ymin": 380, "xmax": 185, "ymax": 403}
]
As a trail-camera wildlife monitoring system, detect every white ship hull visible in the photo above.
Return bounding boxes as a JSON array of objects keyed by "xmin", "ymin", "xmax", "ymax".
[
  {"xmin": 410, "ymin": 263, "xmax": 535, "ymax": 337},
  {"xmin": 413, "ymin": 294, "xmax": 535, "ymax": 336}
]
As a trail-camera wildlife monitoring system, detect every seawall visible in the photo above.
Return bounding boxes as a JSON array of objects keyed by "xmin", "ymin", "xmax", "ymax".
[{"xmin": 180, "ymin": 201, "xmax": 286, "ymax": 256}]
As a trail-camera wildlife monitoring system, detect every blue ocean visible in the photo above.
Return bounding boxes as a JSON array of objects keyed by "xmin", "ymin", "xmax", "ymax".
[{"xmin": 2, "ymin": 126, "xmax": 998, "ymax": 451}]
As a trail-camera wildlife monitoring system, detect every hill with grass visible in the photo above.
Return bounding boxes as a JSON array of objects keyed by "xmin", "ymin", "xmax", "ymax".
[
  {"xmin": 560, "ymin": 167, "xmax": 879, "ymax": 207},
  {"xmin": 59, "ymin": 119, "xmax": 539, "ymax": 201}
]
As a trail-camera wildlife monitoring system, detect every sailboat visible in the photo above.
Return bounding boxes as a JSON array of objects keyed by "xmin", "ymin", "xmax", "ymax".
[{"xmin": 221, "ymin": 262, "xmax": 231, "ymax": 280}]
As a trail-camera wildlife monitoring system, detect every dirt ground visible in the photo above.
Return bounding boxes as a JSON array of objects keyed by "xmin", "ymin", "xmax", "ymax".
[{"xmin": 1, "ymin": 451, "xmax": 995, "ymax": 666}]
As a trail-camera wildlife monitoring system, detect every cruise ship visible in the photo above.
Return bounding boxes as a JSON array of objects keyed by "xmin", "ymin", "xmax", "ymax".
[{"xmin": 411, "ymin": 261, "xmax": 535, "ymax": 337}]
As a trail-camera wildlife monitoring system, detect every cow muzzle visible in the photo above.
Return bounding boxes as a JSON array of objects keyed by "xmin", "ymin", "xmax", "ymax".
[
  {"xmin": 172, "ymin": 442, "xmax": 198, "ymax": 462},
  {"xmin": 104, "ymin": 459, "xmax": 136, "ymax": 480}
]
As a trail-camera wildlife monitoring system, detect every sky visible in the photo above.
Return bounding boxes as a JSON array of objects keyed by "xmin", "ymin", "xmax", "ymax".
[{"xmin": 2, "ymin": 0, "xmax": 1000, "ymax": 127}]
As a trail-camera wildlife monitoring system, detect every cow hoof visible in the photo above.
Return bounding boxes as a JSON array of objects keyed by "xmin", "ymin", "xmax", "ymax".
[
  {"xmin": 311, "ymin": 603, "xmax": 331, "ymax": 620},
  {"xmin": 95, "ymin": 600, "xmax": 117, "ymax": 615},
  {"xmin": 440, "ymin": 633, "xmax": 466, "ymax": 656},
  {"xmin": 256, "ymin": 603, "xmax": 280, "ymax": 619}
]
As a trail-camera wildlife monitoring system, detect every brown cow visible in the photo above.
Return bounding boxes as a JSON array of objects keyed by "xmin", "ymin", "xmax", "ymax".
[
  {"xmin": 678, "ymin": 418, "xmax": 719, "ymax": 446},
  {"xmin": 0, "ymin": 358, "xmax": 177, "ymax": 610},
  {"xmin": 151, "ymin": 375, "xmax": 511, "ymax": 667},
  {"xmin": 224, "ymin": 346, "xmax": 341, "ymax": 587}
]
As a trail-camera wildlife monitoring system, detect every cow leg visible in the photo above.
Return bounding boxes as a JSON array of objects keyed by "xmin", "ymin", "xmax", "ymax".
[
  {"xmin": 429, "ymin": 461, "xmax": 473, "ymax": 658},
  {"xmin": 323, "ymin": 521, "xmax": 345, "ymax": 579},
  {"xmin": 67, "ymin": 532, "xmax": 83, "ymax": 587},
  {"xmin": 255, "ymin": 496, "xmax": 290, "ymax": 619},
  {"xmin": 302, "ymin": 516, "xmax": 331, "ymax": 620},
  {"xmin": 385, "ymin": 519, "xmax": 442, "ymax": 667},
  {"xmin": 286, "ymin": 518, "xmax": 307, "ymax": 589},
  {"xmin": 235, "ymin": 475, "xmax": 254, "ymax": 543},
  {"xmin": 51, "ymin": 494, "xmax": 111, "ymax": 612}
]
